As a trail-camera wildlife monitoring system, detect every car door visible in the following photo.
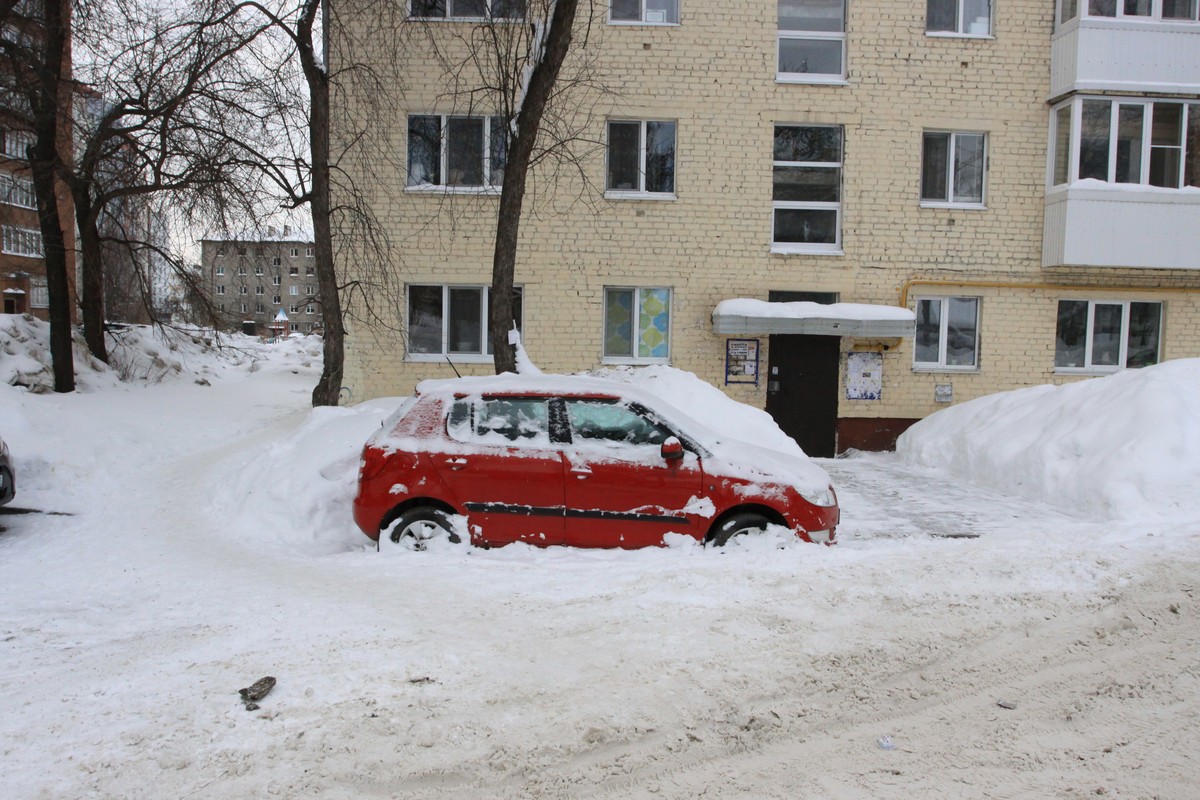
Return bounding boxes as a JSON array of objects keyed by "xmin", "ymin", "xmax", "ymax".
[
  {"xmin": 559, "ymin": 398, "xmax": 704, "ymax": 548},
  {"xmin": 438, "ymin": 396, "xmax": 566, "ymax": 546}
]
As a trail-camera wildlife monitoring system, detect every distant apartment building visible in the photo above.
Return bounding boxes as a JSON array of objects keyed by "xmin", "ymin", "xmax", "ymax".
[
  {"xmin": 200, "ymin": 229, "xmax": 321, "ymax": 335},
  {"xmin": 329, "ymin": 0, "xmax": 1200, "ymax": 453},
  {"xmin": 1, "ymin": 0, "xmax": 78, "ymax": 321}
]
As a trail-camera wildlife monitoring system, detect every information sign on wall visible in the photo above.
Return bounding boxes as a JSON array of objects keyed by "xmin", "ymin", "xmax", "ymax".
[
  {"xmin": 846, "ymin": 351, "xmax": 883, "ymax": 400},
  {"xmin": 724, "ymin": 338, "xmax": 759, "ymax": 385}
]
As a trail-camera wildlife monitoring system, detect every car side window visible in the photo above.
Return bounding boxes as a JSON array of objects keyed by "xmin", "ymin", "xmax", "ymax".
[
  {"xmin": 447, "ymin": 396, "xmax": 551, "ymax": 445},
  {"xmin": 564, "ymin": 399, "xmax": 670, "ymax": 447}
]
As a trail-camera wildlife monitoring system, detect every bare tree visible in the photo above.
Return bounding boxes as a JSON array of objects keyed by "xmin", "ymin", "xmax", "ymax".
[{"xmin": 416, "ymin": 1, "xmax": 607, "ymax": 375}]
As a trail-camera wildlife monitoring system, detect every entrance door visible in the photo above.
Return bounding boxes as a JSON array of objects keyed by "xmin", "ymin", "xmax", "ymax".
[{"xmin": 765, "ymin": 292, "xmax": 841, "ymax": 457}]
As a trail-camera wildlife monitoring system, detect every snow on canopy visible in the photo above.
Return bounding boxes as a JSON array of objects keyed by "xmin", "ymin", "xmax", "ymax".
[{"xmin": 714, "ymin": 298, "xmax": 915, "ymax": 322}]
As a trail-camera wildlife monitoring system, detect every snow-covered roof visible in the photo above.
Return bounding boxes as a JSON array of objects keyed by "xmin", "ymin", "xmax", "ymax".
[{"xmin": 712, "ymin": 298, "xmax": 916, "ymax": 337}]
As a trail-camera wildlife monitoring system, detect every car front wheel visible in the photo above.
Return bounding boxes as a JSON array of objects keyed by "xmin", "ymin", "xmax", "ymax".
[
  {"xmin": 708, "ymin": 512, "xmax": 772, "ymax": 547},
  {"xmin": 380, "ymin": 507, "xmax": 462, "ymax": 552}
]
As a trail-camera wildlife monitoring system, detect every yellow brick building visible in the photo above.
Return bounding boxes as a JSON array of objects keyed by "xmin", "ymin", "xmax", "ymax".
[{"xmin": 330, "ymin": 0, "xmax": 1200, "ymax": 455}]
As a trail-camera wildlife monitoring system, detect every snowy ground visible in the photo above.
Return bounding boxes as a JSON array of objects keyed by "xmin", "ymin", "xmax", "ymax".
[{"xmin": 1, "ymin": 316, "xmax": 1198, "ymax": 799}]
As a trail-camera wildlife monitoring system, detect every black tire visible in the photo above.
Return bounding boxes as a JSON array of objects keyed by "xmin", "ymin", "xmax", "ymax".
[
  {"xmin": 708, "ymin": 512, "xmax": 772, "ymax": 547},
  {"xmin": 380, "ymin": 507, "xmax": 461, "ymax": 552}
]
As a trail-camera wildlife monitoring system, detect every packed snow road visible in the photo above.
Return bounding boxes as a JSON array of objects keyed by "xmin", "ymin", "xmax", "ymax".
[{"xmin": 1, "ymin": 331, "xmax": 1197, "ymax": 799}]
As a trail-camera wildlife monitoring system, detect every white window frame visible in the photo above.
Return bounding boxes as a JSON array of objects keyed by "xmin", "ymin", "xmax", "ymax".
[
  {"xmin": 0, "ymin": 173, "xmax": 36, "ymax": 209},
  {"xmin": 408, "ymin": 0, "xmax": 526, "ymax": 21},
  {"xmin": 272, "ymin": 275, "xmax": 281, "ymax": 286},
  {"xmin": 272, "ymin": 294, "xmax": 282, "ymax": 304},
  {"xmin": 406, "ymin": 114, "xmax": 507, "ymax": 193},
  {"xmin": 771, "ymin": 124, "xmax": 844, "ymax": 255},
  {"xmin": 289, "ymin": 286, "xmax": 299, "ymax": 296},
  {"xmin": 290, "ymin": 303, "xmax": 300, "ymax": 313},
  {"xmin": 605, "ymin": 119, "xmax": 677, "ymax": 199},
  {"xmin": 255, "ymin": 302, "xmax": 266, "ymax": 313},
  {"xmin": 239, "ymin": 286, "xmax": 248, "ymax": 295},
  {"xmin": 921, "ymin": 130, "xmax": 988, "ymax": 208},
  {"xmin": 777, "ymin": 0, "xmax": 847, "ymax": 84},
  {"xmin": 1, "ymin": 224, "xmax": 43, "ymax": 257},
  {"xmin": 215, "ymin": 266, "xmax": 225, "ymax": 277},
  {"xmin": 305, "ymin": 304, "xmax": 316, "ymax": 314},
  {"xmin": 240, "ymin": 302, "xmax": 249, "ymax": 313},
  {"xmin": 30, "ymin": 277, "xmax": 48, "ymax": 308},
  {"xmin": 1, "ymin": 128, "xmax": 34, "ymax": 160},
  {"xmin": 290, "ymin": 247, "xmax": 299, "ymax": 257},
  {"xmin": 1054, "ymin": 299, "xmax": 1162, "ymax": 373},
  {"xmin": 1058, "ymin": 0, "xmax": 1200, "ymax": 24},
  {"xmin": 306, "ymin": 247, "xmax": 314, "ymax": 257},
  {"xmin": 608, "ymin": 0, "xmax": 680, "ymax": 25},
  {"xmin": 926, "ymin": 0, "xmax": 993, "ymax": 36},
  {"xmin": 216, "ymin": 285, "xmax": 226, "ymax": 295},
  {"xmin": 1049, "ymin": 97, "xmax": 1200, "ymax": 189},
  {"xmin": 601, "ymin": 286, "xmax": 673, "ymax": 365},
  {"xmin": 913, "ymin": 296, "xmax": 981, "ymax": 371},
  {"xmin": 406, "ymin": 283, "xmax": 524, "ymax": 362}
]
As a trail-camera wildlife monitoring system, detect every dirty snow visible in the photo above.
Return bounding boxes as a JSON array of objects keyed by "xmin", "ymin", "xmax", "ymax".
[{"xmin": 1, "ymin": 314, "xmax": 1198, "ymax": 799}]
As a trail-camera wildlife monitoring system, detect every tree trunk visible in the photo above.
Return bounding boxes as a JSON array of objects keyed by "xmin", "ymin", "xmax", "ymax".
[
  {"xmin": 75, "ymin": 196, "xmax": 108, "ymax": 363},
  {"xmin": 29, "ymin": 0, "xmax": 74, "ymax": 392},
  {"xmin": 489, "ymin": 0, "xmax": 579, "ymax": 375},
  {"xmin": 300, "ymin": 1, "xmax": 345, "ymax": 407}
]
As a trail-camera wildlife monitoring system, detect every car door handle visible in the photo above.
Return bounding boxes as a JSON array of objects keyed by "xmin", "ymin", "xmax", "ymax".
[
  {"xmin": 441, "ymin": 457, "xmax": 469, "ymax": 470},
  {"xmin": 569, "ymin": 467, "xmax": 592, "ymax": 479}
]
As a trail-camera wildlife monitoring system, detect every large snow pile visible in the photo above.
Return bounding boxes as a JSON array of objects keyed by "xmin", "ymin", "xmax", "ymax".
[
  {"xmin": 898, "ymin": 358, "xmax": 1200, "ymax": 522},
  {"xmin": 0, "ymin": 313, "xmax": 322, "ymax": 392}
]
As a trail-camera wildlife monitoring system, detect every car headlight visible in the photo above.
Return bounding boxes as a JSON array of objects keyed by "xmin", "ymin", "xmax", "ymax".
[{"xmin": 799, "ymin": 484, "xmax": 837, "ymax": 508}]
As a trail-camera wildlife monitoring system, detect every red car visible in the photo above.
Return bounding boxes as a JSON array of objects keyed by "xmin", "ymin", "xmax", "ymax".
[{"xmin": 353, "ymin": 375, "xmax": 839, "ymax": 550}]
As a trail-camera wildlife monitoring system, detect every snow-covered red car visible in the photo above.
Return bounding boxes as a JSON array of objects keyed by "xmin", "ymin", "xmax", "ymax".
[
  {"xmin": 0, "ymin": 433, "xmax": 14, "ymax": 506},
  {"xmin": 353, "ymin": 375, "xmax": 839, "ymax": 550}
]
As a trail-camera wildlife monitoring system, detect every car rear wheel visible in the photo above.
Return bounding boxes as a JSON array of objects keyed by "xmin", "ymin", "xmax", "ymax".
[
  {"xmin": 708, "ymin": 512, "xmax": 772, "ymax": 547},
  {"xmin": 380, "ymin": 507, "xmax": 461, "ymax": 552}
]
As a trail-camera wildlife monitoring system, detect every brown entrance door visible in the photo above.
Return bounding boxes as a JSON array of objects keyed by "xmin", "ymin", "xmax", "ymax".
[{"xmin": 764, "ymin": 292, "xmax": 841, "ymax": 457}]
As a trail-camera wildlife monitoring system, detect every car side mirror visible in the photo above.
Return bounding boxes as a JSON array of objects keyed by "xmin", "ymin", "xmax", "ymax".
[{"xmin": 661, "ymin": 436, "xmax": 684, "ymax": 461}]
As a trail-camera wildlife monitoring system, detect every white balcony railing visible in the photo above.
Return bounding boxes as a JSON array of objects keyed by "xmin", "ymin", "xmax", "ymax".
[
  {"xmin": 1051, "ymin": 19, "xmax": 1200, "ymax": 99},
  {"xmin": 1043, "ymin": 183, "xmax": 1200, "ymax": 269}
]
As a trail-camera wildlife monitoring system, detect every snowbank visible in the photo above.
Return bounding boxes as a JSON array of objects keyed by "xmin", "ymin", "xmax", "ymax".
[{"xmin": 898, "ymin": 359, "xmax": 1200, "ymax": 521}]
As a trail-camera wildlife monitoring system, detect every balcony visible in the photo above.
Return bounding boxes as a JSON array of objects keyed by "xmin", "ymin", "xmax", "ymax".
[
  {"xmin": 1043, "ymin": 183, "xmax": 1200, "ymax": 269},
  {"xmin": 1050, "ymin": 19, "xmax": 1200, "ymax": 100}
]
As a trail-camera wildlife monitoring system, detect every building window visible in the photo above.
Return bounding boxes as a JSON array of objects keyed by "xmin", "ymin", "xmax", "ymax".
[
  {"xmin": 255, "ymin": 303, "xmax": 265, "ymax": 313},
  {"xmin": 914, "ymin": 297, "xmax": 980, "ymax": 369},
  {"xmin": 1060, "ymin": 0, "xmax": 1199, "ymax": 22},
  {"xmin": 605, "ymin": 120, "xmax": 676, "ymax": 196},
  {"xmin": 272, "ymin": 294, "xmax": 282, "ymax": 304},
  {"xmin": 289, "ymin": 286, "xmax": 299, "ymax": 296},
  {"xmin": 30, "ymin": 277, "xmax": 48, "ymax": 308},
  {"xmin": 1055, "ymin": 300, "xmax": 1161, "ymax": 371},
  {"xmin": 1, "ymin": 128, "xmax": 34, "ymax": 159},
  {"xmin": 921, "ymin": 131, "xmax": 987, "ymax": 206},
  {"xmin": 306, "ymin": 266, "xmax": 315, "ymax": 276},
  {"xmin": 927, "ymin": 0, "xmax": 991, "ymax": 35},
  {"xmin": 777, "ymin": 0, "xmax": 846, "ymax": 82},
  {"xmin": 1, "ymin": 224, "xmax": 43, "ymax": 257},
  {"xmin": 306, "ymin": 247, "xmax": 314, "ymax": 257},
  {"xmin": 603, "ymin": 287, "xmax": 671, "ymax": 362},
  {"xmin": 305, "ymin": 304, "xmax": 316, "ymax": 314},
  {"xmin": 407, "ymin": 115, "xmax": 508, "ymax": 190},
  {"xmin": 240, "ymin": 303, "xmax": 249, "ymax": 313},
  {"xmin": 610, "ymin": 0, "xmax": 678, "ymax": 24},
  {"xmin": 290, "ymin": 304, "xmax": 300, "ymax": 313},
  {"xmin": 272, "ymin": 275, "xmax": 281, "ymax": 286},
  {"xmin": 1051, "ymin": 98, "xmax": 1200, "ymax": 188},
  {"xmin": 255, "ymin": 286, "xmax": 264, "ymax": 295},
  {"xmin": 409, "ymin": 0, "xmax": 526, "ymax": 20},
  {"xmin": 236, "ymin": 246, "xmax": 247, "ymax": 255},
  {"xmin": 0, "ymin": 173, "xmax": 36, "ymax": 209},
  {"xmin": 216, "ymin": 247, "xmax": 225, "ymax": 257},
  {"xmin": 290, "ymin": 247, "xmax": 299, "ymax": 257},
  {"xmin": 216, "ymin": 285, "xmax": 226, "ymax": 295},
  {"xmin": 304, "ymin": 285, "xmax": 314, "ymax": 295},
  {"xmin": 407, "ymin": 284, "xmax": 523, "ymax": 358},
  {"xmin": 272, "ymin": 256, "xmax": 281, "ymax": 266},
  {"xmin": 254, "ymin": 266, "xmax": 264, "ymax": 276},
  {"xmin": 289, "ymin": 266, "xmax": 299, "ymax": 276},
  {"xmin": 237, "ymin": 267, "xmax": 247, "ymax": 276},
  {"xmin": 215, "ymin": 266, "xmax": 225, "ymax": 277},
  {"xmin": 239, "ymin": 286, "xmax": 248, "ymax": 295},
  {"xmin": 772, "ymin": 124, "xmax": 843, "ymax": 253}
]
